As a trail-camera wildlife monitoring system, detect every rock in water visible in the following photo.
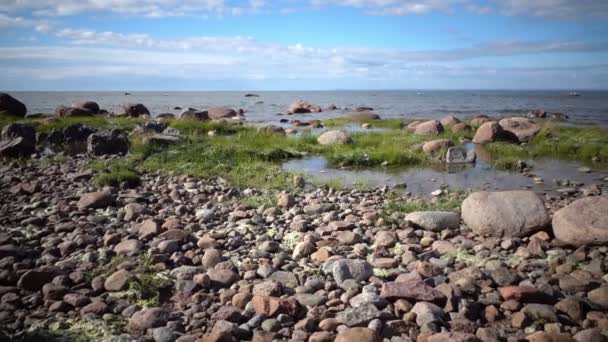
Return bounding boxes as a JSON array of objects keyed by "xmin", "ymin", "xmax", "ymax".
[
  {"xmin": 405, "ymin": 211, "xmax": 460, "ymax": 232},
  {"xmin": 87, "ymin": 130, "xmax": 129, "ymax": 155},
  {"xmin": 349, "ymin": 111, "xmax": 380, "ymax": 120},
  {"xmin": 208, "ymin": 107, "xmax": 237, "ymax": 120},
  {"xmin": 498, "ymin": 117, "xmax": 541, "ymax": 143},
  {"xmin": 317, "ymin": 130, "xmax": 352, "ymax": 145},
  {"xmin": 414, "ymin": 120, "xmax": 444, "ymax": 136},
  {"xmin": 446, "ymin": 146, "xmax": 476, "ymax": 164},
  {"xmin": 0, "ymin": 93, "xmax": 27, "ymax": 117},
  {"xmin": 461, "ymin": 191, "xmax": 550, "ymax": 238},
  {"xmin": 71, "ymin": 101, "xmax": 100, "ymax": 114},
  {"xmin": 552, "ymin": 196, "xmax": 608, "ymax": 246},
  {"xmin": 113, "ymin": 103, "xmax": 150, "ymax": 117}
]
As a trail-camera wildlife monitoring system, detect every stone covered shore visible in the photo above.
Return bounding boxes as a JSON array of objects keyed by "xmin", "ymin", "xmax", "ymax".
[
  {"xmin": 0, "ymin": 153, "xmax": 607, "ymax": 342},
  {"xmin": 0, "ymin": 93, "xmax": 608, "ymax": 342}
]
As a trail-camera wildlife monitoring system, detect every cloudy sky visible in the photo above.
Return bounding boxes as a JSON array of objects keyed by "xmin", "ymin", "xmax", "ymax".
[{"xmin": 1, "ymin": 0, "xmax": 607, "ymax": 90}]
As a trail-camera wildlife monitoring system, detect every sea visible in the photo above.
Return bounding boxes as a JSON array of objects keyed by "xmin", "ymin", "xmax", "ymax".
[{"xmin": 9, "ymin": 90, "xmax": 608, "ymax": 125}]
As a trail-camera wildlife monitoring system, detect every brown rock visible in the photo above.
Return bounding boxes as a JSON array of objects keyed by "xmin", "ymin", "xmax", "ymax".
[
  {"xmin": 77, "ymin": 191, "xmax": 113, "ymax": 210},
  {"xmin": 335, "ymin": 328, "xmax": 379, "ymax": 342},
  {"xmin": 472, "ymin": 121, "xmax": 503, "ymax": 144},
  {"xmin": 414, "ymin": 120, "xmax": 444, "ymax": 136},
  {"xmin": 422, "ymin": 139, "xmax": 454, "ymax": 154},
  {"xmin": 380, "ymin": 280, "xmax": 446, "ymax": 305}
]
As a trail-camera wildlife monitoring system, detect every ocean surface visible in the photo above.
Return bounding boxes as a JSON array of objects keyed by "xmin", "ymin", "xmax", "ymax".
[{"xmin": 10, "ymin": 90, "xmax": 608, "ymax": 125}]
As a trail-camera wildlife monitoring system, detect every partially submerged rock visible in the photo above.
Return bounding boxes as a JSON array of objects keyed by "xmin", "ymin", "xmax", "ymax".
[
  {"xmin": 113, "ymin": 103, "xmax": 150, "ymax": 117},
  {"xmin": 288, "ymin": 100, "xmax": 321, "ymax": 114},
  {"xmin": 349, "ymin": 111, "xmax": 381, "ymax": 121},
  {"xmin": 461, "ymin": 190, "xmax": 550, "ymax": 237},
  {"xmin": 208, "ymin": 106, "xmax": 238, "ymax": 120},
  {"xmin": 446, "ymin": 146, "xmax": 476, "ymax": 164}
]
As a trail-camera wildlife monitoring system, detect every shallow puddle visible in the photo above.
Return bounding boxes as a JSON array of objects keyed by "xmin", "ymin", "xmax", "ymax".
[{"xmin": 282, "ymin": 144, "xmax": 607, "ymax": 195}]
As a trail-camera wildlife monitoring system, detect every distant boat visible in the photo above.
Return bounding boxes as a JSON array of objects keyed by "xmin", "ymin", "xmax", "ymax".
[
  {"xmin": 568, "ymin": 92, "xmax": 581, "ymax": 97},
  {"xmin": 124, "ymin": 92, "xmax": 131, "ymax": 95}
]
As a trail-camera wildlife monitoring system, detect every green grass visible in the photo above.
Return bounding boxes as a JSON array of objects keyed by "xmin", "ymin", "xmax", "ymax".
[
  {"xmin": 323, "ymin": 117, "xmax": 406, "ymax": 130},
  {"xmin": 93, "ymin": 160, "xmax": 141, "ymax": 188},
  {"xmin": 0, "ymin": 114, "xmax": 143, "ymax": 133},
  {"xmin": 485, "ymin": 123, "xmax": 608, "ymax": 168},
  {"xmin": 383, "ymin": 190, "xmax": 465, "ymax": 215}
]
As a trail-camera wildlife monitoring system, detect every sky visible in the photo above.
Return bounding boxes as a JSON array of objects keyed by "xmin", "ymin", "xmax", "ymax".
[{"xmin": 0, "ymin": 0, "xmax": 608, "ymax": 90}]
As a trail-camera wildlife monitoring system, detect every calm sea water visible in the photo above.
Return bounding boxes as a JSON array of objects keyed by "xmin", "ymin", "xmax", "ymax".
[{"xmin": 10, "ymin": 90, "xmax": 608, "ymax": 124}]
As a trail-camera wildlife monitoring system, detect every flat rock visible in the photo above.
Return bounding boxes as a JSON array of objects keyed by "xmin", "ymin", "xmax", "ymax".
[
  {"xmin": 405, "ymin": 211, "xmax": 460, "ymax": 232},
  {"xmin": 335, "ymin": 328, "xmax": 379, "ymax": 342},
  {"xmin": 380, "ymin": 280, "xmax": 446, "ymax": 305},
  {"xmin": 335, "ymin": 303, "xmax": 380, "ymax": 327}
]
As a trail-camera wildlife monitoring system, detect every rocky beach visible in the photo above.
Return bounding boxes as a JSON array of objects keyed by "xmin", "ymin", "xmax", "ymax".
[{"xmin": 1, "ymin": 92, "xmax": 608, "ymax": 342}]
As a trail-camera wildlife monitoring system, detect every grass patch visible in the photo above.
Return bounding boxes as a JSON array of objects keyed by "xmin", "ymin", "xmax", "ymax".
[
  {"xmin": 486, "ymin": 123, "xmax": 608, "ymax": 167},
  {"xmin": 323, "ymin": 117, "xmax": 406, "ymax": 130},
  {"xmin": 94, "ymin": 160, "xmax": 141, "ymax": 188},
  {"xmin": 384, "ymin": 191, "xmax": 465, "ymax": 214}
]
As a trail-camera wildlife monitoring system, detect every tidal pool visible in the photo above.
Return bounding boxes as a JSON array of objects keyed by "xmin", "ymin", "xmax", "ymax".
[{"xmin": 282, "ymin": 144, "xmax": 607, "ymax": 195}]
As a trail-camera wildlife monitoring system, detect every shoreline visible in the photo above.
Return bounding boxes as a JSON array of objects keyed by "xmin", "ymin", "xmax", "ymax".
[{"xmin": 1, "ymin": 94, "xmax": 608, "ymax": 341}]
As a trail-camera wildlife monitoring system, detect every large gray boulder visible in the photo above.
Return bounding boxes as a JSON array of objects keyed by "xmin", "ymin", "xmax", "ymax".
[
  {"xmin": 317, "ymin": 130, "xmax": 352, "ymax": 145},
  {"xmin": 552, "ymin": 196, "xmax": 608, "ymax": 246},
  {"xmin": 498, "ymin": 117, "xmax": 541, "ymax": 143},
  {"xmin": 0, "ymin": 93, "xmax": 27, "ymax": 117},
  {"xmin": 461, "ymin": 191, "xmax": 550, "ymax": 238}
]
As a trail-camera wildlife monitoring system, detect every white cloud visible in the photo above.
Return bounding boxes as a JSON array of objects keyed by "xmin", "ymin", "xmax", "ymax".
[
  {"xmin": 495, "ymin": 0, "xmax": 608, "ymax": 19},
  {"xmin": 310, "ymin": 0, "xmax": 466, "ymax": 15},
  {"xmin": 0, "ymin": 0, "xmax": 264, "ymax": 18}
]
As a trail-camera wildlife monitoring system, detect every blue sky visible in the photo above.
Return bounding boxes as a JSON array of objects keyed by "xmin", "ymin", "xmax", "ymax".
[{"xmin": 1, "ymin": 0, "xmax": 607, "ymax": 90}]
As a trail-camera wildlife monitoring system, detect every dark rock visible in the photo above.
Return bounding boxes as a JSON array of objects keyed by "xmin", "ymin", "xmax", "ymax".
[{"xmin": 87, "ymin": 129, "xmax": 129, "ymax": 155}]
